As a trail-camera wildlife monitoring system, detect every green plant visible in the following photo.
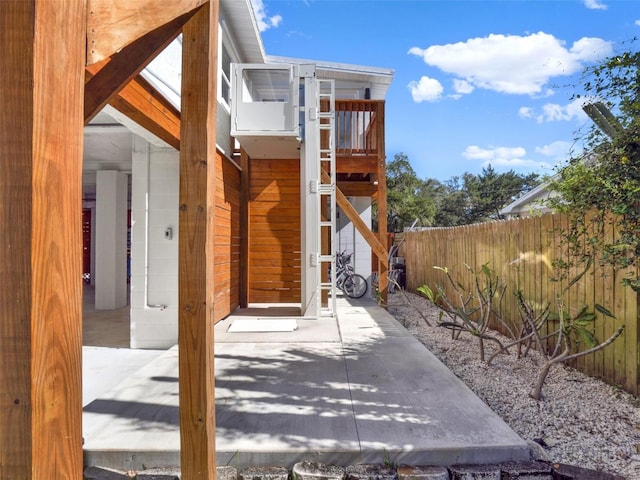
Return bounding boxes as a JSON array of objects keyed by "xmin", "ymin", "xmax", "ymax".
[
  {"xmin": 383, "ymin": 448, "xmax": 398, "ymax": 469},
  {"xmin": 546, "ymin": 48, "xmax": 640, "ymax": 291},
  {"xmin": 419, "ymin": 263, "xmax": 513, "ymax": 362},
  {"xmin": 517, "ymin": 259, "xmax": 625, "ymax": 400},
  {"xmin": 485, "ymin": 289, "xmax": 550, "ymax": 365},
  {"xmin": 419, "ymin": 259, "xmax": 625, "ymax": 400},
  {"xmin": 388, "ymin": 277, "xmax": 432, "ymax": 327}
]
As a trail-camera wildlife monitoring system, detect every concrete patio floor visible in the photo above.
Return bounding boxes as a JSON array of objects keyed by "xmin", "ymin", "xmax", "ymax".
[{"xmin": 82, "ymin": 293, "xmax": 530, "ymax": 471}]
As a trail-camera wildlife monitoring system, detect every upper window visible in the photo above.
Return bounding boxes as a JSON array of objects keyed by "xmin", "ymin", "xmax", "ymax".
[{"xmin": 220, "ymin": 42, "xmax": 232, "ymax": 108}]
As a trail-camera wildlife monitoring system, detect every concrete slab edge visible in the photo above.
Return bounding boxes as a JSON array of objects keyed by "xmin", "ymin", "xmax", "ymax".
[{"xmin": 84, "ymin": 461, "xmax": 626, "ymax": 480}]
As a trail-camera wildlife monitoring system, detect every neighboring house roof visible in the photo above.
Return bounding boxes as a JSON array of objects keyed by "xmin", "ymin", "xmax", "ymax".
[
  {"xmin": 499, "ymin": 180, "xmax": 556, "ymax": 218},
  {"xmin": 499, "ymin": 151, "xmax": 601, "ymax": 218}
]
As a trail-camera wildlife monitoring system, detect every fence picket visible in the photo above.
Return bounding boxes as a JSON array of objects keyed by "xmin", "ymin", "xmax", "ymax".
[{"xmin": 403, "ymin": 213, "xmax": 639, "ymax": 396}]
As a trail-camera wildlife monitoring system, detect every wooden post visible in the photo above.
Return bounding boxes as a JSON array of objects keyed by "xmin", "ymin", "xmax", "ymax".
[
  {"xmin": 179, "ymin": 2, "xmax": 218, "ymax": 479},
  {"xmin": 0, "ymin": 1, "xmax": 85, "ymax": 477},
  {"xmin": 376, "ymin": 103, "xmax": 388, "ymax": 304}
]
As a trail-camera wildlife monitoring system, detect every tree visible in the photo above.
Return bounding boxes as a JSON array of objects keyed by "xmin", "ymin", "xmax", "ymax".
[
  {"xmin": 433, "ymin": 175, "xmax": 470, "ymax": 227},
  {"xmin": 431, "ymin": 167, "xmax": 539, "ymax": 226},
  {"xmin": 465, "ymin": 165, "xmax": 539, "ymax": 223},
  {"xmin": 382, "ymin": 155, "xmax": 540, "ymax": 229},
  {"xmin": 386, "ymin": 153, "xmax": 437, "ymax": 231},
  {"xmin": 547, "ymin": 47, "xmax": 640, "ymax": 290}
]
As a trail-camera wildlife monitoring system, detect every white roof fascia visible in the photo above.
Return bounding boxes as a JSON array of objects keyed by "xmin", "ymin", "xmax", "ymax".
[
  {"xmin": 266, "ymin": 54, "xmax": 394, "ymax": 99},
  {"xmin": 499, "ymin": 181, "xmax": 554, "ymax": 216}
]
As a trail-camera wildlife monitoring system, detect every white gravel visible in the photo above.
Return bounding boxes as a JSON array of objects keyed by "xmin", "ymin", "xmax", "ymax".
[{"xmin": 386, "ymin": 290, "xmax": 640, "ymax": 479}]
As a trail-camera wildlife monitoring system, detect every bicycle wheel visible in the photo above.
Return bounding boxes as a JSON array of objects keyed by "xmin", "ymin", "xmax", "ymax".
[{"xmin": 342, "ymin": 273, "xmax": 368, "ymax": 298}]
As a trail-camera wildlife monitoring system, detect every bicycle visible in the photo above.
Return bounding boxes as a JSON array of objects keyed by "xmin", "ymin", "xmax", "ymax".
[{"xmin": 334, "ymin": 251, "xmax": 368, "ymax": 299}]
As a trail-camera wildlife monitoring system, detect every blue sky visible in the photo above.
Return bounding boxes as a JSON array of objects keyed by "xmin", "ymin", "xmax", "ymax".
[{"xmin": 251, "ymin": 0, "xmax": 640, "ymax": 182}]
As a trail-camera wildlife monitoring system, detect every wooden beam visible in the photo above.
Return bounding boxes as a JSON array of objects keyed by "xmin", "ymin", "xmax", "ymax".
[
  {"xmin": 87, "ymin": 0, "xmax": 207, "ymax": 64},
  {"xmin": 1, "ymin": 0, "xmax": 85, "ymax": 477},
  {"xmin": 178, "ymin": 2, "xmax": 218, "ymax": 479},
  {"xmin": 85, "ymin": 11, "xmax": 194, "ymax": 123},
  {"xmin": 103, "ymin": 73, "xmax": 181, "ymax": 149},
  {"xmin": 336, "ymin": 181, "xmax": 377, "ymax": 197},
  {"xmin": 336, "ymin": 156, "xmax": 378, "ymax": 174},
  {"xmin": 323, "ymin": 171, "xmax": 387, "ymax": 262}
]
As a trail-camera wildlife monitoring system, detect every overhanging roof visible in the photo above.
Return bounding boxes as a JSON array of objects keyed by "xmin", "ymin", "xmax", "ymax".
[
  {"xmin": 267, "ymin": 54, "xmax": 394, "ymax": 100},
  {"xmin": 220, "ymin": 0, "xmax": 266, "ymax": 63}
]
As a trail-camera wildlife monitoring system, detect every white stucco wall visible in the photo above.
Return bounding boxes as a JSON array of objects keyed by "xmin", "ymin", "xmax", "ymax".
[
  {"xmin": 337, "ymin": 197, "xmax": 373, "ymax": 292},
  {"xmin": 95, "ymin": 170, "xmax": 129, "ymax": 309},
  {"xmin": 130, "ymin": 136, "xmax": 180, "ymax": 349}
]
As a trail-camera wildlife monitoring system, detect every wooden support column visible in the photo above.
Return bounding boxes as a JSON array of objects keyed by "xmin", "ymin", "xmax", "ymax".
[
  {"xmin": 178, "ymin": 2, "xmax": 218, "ymax": 479},
  {"xmin": 376, "ymin": 103, "xmax": 388, "ymax": 305},
  {"xmin": 0, "ymin": 1, "xmax": 85, "ymax": 477}
]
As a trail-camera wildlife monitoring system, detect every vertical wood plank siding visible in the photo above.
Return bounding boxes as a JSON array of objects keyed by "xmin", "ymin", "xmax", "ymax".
[
  {"xmin": 214, "ymin": 152, "xmax": 241, "ymax": 322},
  {"xmin": 402, "ymin": 213, "xmax": 639, "ymax": 396},
  {"xmin": 248, "ymin": 159, "xmax": 301, "ymax": 303}
]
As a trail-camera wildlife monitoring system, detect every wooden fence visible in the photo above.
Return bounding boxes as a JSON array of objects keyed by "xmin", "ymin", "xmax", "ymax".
[{"xmin": 400, "ymin": 213, "xmax": 639, "ymax": 396}]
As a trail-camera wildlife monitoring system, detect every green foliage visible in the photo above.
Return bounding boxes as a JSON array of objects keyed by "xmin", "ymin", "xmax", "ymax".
[
  {"xmin": 383, "ymin": 449, "xmax": 398, "ymax": 469},
  {"xmin": 416, "ymin": 284, "xmax": 436, "ymax": 303},
  {"xmin": 547, "ymin": 46, "xmax": 640, "ymax": 290},
  {"xmin": 381, "ymin": 154, "xmax": 540, "ymax": 231},
  {"xmin": 386, "ymin": 153, "xmax": 437, "ymax": 231},
  {"xmin": 417, "ymin": 260, "xmax": 624, "ymax": 400},
  {"xmin": 432, "ymin": 166, "xmax": 540, "ymax": 226},
  {"xmin": 421, "ymin": 262, "xmax": 510, "ymax": 361},
  {"xmin": 464, "ymin": 165, "xmax": 540, "ymax": 223}
]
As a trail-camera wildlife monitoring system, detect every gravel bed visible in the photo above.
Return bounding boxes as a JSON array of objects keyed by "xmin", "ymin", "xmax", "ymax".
[{"xmin": 386, "ymin": 290, "xmax": 640, "ymax": 479}]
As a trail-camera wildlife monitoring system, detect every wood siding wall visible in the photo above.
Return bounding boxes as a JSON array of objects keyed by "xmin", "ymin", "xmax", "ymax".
[
  {"xmin": 213, "ymin": 152, "xmax": 241, "ymax": 322},
  {"xmin": 248, "ymin": 158, "xmax": 301, "ymax": 303},
  {"xmin": 402, "ymin": 213, "xmax": 639, "ymax": 396}
]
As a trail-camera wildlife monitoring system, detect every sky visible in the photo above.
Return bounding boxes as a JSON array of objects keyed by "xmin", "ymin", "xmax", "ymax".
[{"xmin": 250, "ymin": 0, "xmax": 640, "ymax": 182}]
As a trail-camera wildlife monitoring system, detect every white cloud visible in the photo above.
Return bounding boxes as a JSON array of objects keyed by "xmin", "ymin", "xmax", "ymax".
[
  {"xmin": 408, "ymin": 76, "xmax": 444, "ymax": 103},
  {"xmin": 408, "ymin": 32, "xmax": 613, "ymax": 96},
  {"xmin": 535, "ymin": 141, "xmax": 574, "ymax": 162},
  {"xmin": 584, "ymin": 0, "xmax": 607, "ymax": 10},
  {"xmin": 463, "ymin": 145, "xmax": 526, "ymax": 161},
  {"xmin": 519, "ymin": 107, "xmax": 534, "ymax": 119},
  {"xmin": 251, "ymin": 0, "xmax": 283, "ymax": 32},
  {"xmin": 453, "ymin": 79, "xmax": 474, "ymax": 95},
  {"xmin": 635, "ymin": 19, "xmax": 640, "ymax": 27},
  {"xmin": 521, "ymin": 98, "xmax": 590, "ymax": 123},
  {"xmin": 462, "ymin": 145, "xmax": 552, "ymax": 170}
]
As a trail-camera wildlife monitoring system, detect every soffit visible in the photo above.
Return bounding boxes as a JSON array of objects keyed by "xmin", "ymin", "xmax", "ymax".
[{"xmin": 220, "ymin": 0, "xmax": 266, "ymax": 63}]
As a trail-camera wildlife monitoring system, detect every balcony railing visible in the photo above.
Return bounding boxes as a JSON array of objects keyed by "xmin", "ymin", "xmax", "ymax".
[{"xmin": 331, "ymin": 100, "xmax": 384, "ymax": 157}]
